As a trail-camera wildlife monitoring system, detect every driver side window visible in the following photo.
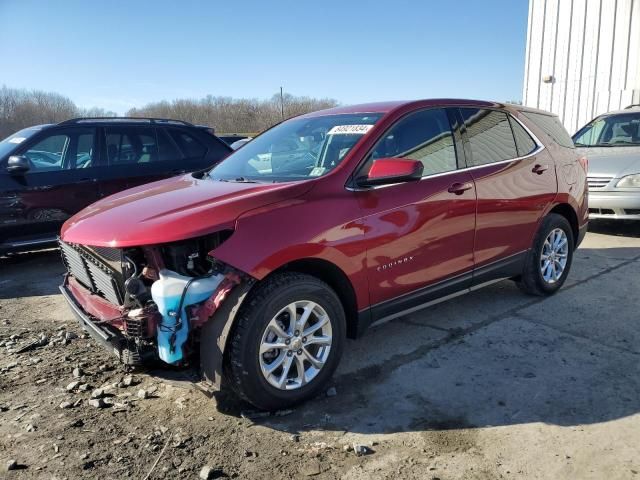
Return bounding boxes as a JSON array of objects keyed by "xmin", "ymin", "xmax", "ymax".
[
  {"xmin": 369, "ymin": 108, "xmax": 457, "ymax": 177},
  {"xmin": 21, "ymin": 128, "xmax": 96, "ymax": 172}
]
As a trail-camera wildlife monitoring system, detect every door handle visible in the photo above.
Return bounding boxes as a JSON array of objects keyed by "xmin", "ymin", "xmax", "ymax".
[
  {"xmin": 532, "ymin": 164, "xmax": 549, "ymax": 175},
  {"xmin": 448, "ymin": 182, "xmax": 473, "ymax": 195}
]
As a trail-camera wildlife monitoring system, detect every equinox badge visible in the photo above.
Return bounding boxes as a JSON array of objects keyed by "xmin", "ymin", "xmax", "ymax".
[{"xmin": 377, "ymin": 256, "xmax": 414, "ymax": 272}]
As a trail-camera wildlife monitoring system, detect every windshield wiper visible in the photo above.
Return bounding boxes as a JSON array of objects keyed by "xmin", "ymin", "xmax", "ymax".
[
  {"xmin": 231, "ymin": 176, "xmax": 260, "ymax": 183},
  {"xmin": 211, "ymin": 176, "xmax": 261, "ymax": 183}
]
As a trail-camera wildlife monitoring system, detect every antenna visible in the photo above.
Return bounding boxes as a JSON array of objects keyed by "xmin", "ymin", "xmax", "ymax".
[{"xmin": 280, "ymin": 86, "xmax": 285, "ymax": 120}]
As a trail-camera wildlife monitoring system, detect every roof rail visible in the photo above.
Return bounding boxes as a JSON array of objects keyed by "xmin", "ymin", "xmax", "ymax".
[
  {"xmin": 624, "ymin": 104, "xmax": 640, "ymax": 109},
  {"xmin": 57, "ymin": 117, "xmax": 195, "ymax": 126}
]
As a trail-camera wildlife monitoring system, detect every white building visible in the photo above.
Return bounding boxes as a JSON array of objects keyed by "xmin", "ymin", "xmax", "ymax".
[{"xmin": 523, "ymin": 0, "xmax": 640, "ymax": 133}]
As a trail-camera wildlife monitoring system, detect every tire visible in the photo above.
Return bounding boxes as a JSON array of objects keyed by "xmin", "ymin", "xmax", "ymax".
[
  {"xmin": 517, "ymin": 213, "xmax": 574, "ymax": 296},
  {"xmin": 226, "ymin": 272, "xmax": 346, "ymax": 410}
]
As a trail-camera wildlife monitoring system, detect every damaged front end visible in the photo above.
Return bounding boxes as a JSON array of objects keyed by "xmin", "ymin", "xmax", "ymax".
[{"xmin": 58, "ymin": 233, "xmax": 250, "ymax": 373}]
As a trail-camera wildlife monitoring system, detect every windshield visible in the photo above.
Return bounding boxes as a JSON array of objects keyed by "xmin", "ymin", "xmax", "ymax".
[
  {"xmin": 573, "ymin": 112, "xmax": 640, "ymax": 147},
  {"xmin": 0, "ymin": 127, "xmax": 45, "ymax": 160},
  {"xmin": 208, "ymin": 113, "xmax": 382, "ymax": 183}
]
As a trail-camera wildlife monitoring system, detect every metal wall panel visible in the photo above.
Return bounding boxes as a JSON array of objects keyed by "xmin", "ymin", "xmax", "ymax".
[{"xmin": 524, "ymin": 0, "xmax": 640, "ymax": 133}]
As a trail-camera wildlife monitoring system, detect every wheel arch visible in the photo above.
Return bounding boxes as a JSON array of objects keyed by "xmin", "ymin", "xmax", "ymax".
[
  {"xmin": 272, "ymin": 258, "xmax": 360, "ymax": 339},
  {"xmin": 548, "ymin": 203, "xmax": 579, "ymax": 245},
  {"xmin": 199, "ymin": 257, "xmax": 361, "ymax": 391}
]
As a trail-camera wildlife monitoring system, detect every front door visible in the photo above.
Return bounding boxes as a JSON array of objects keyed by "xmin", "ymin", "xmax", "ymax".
[
  {"xmin": 355, "ymin": 108, "xmax": 477, "ymax": 321},
  {"xmin": 0, "ymin": 127, "xmax": 100, "ymax": 248}
]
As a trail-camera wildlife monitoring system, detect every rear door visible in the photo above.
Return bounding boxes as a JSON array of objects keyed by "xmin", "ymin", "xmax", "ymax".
[
  {"xmin": 455, "ymin": 108, "xmax": 557, "ymax": 281},
  {"xmin": 0, "ymin": 127, "xmax": 100, "ymax": 247},
  {"xmin": 355, "ymin": 107, "xmax": 477, "ymax": 320},
  {"xmin": 98, "ymin": 125, "xmax": 181, "ymax": 198}
]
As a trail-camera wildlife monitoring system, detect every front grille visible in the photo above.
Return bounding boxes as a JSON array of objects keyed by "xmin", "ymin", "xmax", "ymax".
[
  {"xmin": 587, "ymin": 175, "xmax": 614, "ymax": 190},
  {"xmin": 86, "ymin": 245, "xmax": 125, "ymax": 272},
  {"xmin": 60, "ymin": 242, "xmax": 94, "ymax": 288},
  {"xmin": 60, "ymin": 240, "xmax": 124, "ymax": 305},
  {"xmin": 85, "ymin": 261, "xmax": 122, "ymax": 305}
]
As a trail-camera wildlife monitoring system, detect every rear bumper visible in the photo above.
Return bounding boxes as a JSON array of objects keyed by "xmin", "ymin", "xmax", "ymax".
[{"xmin": 588, "ymin": 191, "xmax": 640, "ymax": 220}]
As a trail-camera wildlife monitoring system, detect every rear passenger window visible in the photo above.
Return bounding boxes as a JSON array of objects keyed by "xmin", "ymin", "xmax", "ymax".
[
  {"xmin": 459, "ymin": 109, "xmax": 518, "ymax": 166},
  {"xmin": 169, "ymin": 130, "xmax": 207, "ymax": 158},
  {"xmin": 509, "ymin": 116, "xmax": 537, "ymax": 156},
  {"xmin": 105, "ymin": 127, "xmax": 159, "ymax": 165},
  {"xmin": 370, "ymin": 108, "xmax": 457, "ymax": 177}
]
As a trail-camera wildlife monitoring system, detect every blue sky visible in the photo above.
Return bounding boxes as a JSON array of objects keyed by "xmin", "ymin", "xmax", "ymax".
[{"xmin": 0, "ymin": 0, "xmax": 529, "ymax": 114}]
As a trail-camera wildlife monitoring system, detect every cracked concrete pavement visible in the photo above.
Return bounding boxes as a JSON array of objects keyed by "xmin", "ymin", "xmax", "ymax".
[{"xmin": 1, "ymin": 220, "xmax": 639, "ymax": 479}]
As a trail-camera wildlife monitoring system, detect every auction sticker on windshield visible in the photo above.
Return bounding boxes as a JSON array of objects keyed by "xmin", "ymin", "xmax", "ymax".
[{"xmin": 327, "ymin": 125, "xmax": 374, "ymax": 135}]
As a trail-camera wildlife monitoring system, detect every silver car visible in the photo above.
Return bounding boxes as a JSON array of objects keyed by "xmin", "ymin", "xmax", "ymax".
[{"xmin": 573, "ymin": 105, "xmax": 640, "ymax": 220}]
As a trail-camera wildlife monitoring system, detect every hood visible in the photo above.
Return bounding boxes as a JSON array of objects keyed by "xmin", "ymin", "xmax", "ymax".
[
  {"xmin": 577, "ymin": 146, "xmax": 640, "ymax": 177},
  {"xmin": 61, "ymin": 174, "xmax": 312, "ymax": 247}
]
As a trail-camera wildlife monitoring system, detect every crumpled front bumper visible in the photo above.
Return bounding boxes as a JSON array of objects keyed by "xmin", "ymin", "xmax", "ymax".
[{"xmin": 59, "ymin": 278, "xmax": 155, "ymax": 365}]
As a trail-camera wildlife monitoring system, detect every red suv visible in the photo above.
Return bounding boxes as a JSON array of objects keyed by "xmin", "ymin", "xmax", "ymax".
[{"xmin": 59, "ymin": 99, "xmax": 588, "ymax": 410}]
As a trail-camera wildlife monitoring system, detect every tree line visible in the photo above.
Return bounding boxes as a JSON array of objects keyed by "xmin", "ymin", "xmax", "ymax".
[
  {"xmin": 127, "ymin": 93, "xmax": 338, "ymax": 134},
  {"xmin": 0, "ymin": 86, "xmax": 117, "ymax": 139},
  {"xmin": 0, "ymin": 85, "xmax": 338, "ymax": 139}
]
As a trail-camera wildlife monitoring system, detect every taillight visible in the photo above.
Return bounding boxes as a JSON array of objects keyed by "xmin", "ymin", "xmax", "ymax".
[{"xmin": 578, "ymin": 156, "xmax": 588, "ymax": 172}]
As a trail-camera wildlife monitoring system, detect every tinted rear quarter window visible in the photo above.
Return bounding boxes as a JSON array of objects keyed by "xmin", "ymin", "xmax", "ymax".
[
  {"xmin": 156, "ymin": 129, "xmax": 183, "ymax": 162},
  {"xmin": 169, "ymin": 129, "xmax": 207, "ymax": 158},
  {"xmin": 521, "ymin": 112, "xmax": 574, "ymax": 148},
  {"xmin": 459, "ymin": 108, "xmax": 518, "ymax": 166}
]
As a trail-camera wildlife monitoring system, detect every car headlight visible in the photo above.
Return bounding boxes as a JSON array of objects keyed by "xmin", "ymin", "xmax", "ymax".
[{"xmin": 616, "ymin": 174, "xmax": 640, "ymax": 188}]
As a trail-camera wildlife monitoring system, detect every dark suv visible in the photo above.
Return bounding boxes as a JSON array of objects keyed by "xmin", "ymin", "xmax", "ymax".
[
  {"xmin": 58, "ymin": 100, "xmax": 588, "ymax": 410},
  {"xmin": 0, "ymin": 118, "xmax": 231, "ymax": 254}
]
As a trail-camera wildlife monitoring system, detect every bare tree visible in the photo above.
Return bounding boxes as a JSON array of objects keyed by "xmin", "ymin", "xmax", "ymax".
[
  {"xmin": 127, "ymin": 93, "xmax": 339, "ymax": 134},
  {"xmin": 0, "ymin": 85, "xmax": 338, "ymax": 138},
  {"xmin": 0, "ymin": 85, "xmax": 118, "ymax": 138}
]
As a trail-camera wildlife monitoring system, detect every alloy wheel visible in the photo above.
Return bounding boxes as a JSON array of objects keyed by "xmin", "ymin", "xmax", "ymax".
[
  {"xmin": 259, "ymin": 300, "xmax": 332, "ymax": 390},
  {"xmin": 540, "ymin": 228, "xmax": 569, "ymax": 284}
]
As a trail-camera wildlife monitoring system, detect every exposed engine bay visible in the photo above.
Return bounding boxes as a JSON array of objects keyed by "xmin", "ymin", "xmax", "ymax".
[{"xmin": 59, "ymin": 230, "xmax": 244, "ymax": 367}]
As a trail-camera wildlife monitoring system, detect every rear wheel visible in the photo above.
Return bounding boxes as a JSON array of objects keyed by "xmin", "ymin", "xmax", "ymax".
[
  {"xmin": 226, "ymin": 273, "xmax": 345, "ymax": 410},
  {"xmin": 517, "ymin": 213, "xmax": 574, "ymax": 296}
]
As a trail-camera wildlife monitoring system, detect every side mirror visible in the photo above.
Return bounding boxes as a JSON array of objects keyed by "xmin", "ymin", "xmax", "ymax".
[
  {"xmin": 357, "ymin": 158, "xmax": 423, "ymax": 187},
  {"xmin": 7, "ymin": 155, "xmax": 30, "ymax": 175}
]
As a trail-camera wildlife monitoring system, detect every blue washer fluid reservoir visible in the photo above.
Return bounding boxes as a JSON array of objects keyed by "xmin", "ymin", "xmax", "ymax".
[{"xmin": 151, "ymin": 269, "xmax": 223, "ymax": 364}]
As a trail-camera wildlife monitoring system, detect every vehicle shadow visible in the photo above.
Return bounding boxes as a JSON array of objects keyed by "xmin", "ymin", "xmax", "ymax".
[
  {"xmin": 0, "ymin": 249, "xmax": 64, "ymax": 299},
  {"xmin": 214, "ymin": 245, "xmax": 640, "ymax": 437},
  {"xmin": 588, "ymin": 219, "xmax": 640, "ymax": 238}
]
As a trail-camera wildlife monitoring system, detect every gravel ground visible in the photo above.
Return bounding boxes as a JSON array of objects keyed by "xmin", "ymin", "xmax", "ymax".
[{"xmin": 1, "ymin": 221, "xmax": 639, "ymax": 479}]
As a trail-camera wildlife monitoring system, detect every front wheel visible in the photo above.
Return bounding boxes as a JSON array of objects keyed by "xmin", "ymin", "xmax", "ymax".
[
  {"xmin": 226, "ymin": 273, "xmax": 345, "ymax": 410},
  {"xmin": 517, "ymin": 213, "xmax": 575, "ymax": 296}
]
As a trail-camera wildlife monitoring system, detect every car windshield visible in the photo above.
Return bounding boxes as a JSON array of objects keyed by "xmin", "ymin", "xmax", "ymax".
[
  {"xmin": 573, "ymin": 112, "xmax": 640, "ymax": 147},
  {"xmin": 208, "ymin": 113, "xmax": 382, "ymax": 183},
  {"xmin": 0, "ymin": 127, "xmax": 49, "ymax": 159},
  {"xmin": 0, "ymin": 127, "xmax": 44, "ymax": 159}
]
